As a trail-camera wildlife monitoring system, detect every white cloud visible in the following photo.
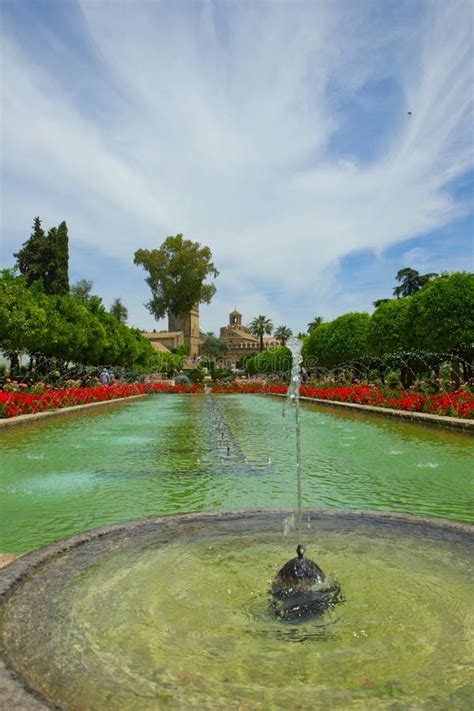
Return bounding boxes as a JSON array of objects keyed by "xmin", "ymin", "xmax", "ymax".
[{"xmin": 1, "ymin": 0, "xmax": 472, "ymax": 333}]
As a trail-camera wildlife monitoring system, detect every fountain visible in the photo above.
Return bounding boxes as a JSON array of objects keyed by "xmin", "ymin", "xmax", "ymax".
[
  {"xmin": 272, "ymin": 337, "xmax": 342, "ymax": 619},
  {"xmin": 0, "ymin": 354, "xmax": 473, "ymax": 709}
]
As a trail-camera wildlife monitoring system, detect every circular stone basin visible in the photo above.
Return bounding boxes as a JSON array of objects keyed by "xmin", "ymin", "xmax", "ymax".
[{"xmin": 1, "ymin": 509, "xmax": 472, "ymax": 710}]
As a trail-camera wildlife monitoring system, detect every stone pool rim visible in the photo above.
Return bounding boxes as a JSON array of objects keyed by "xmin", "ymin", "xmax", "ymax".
[
  {"xmin": 1, "ymin": 392, "xmax": 472, "ymax": 432},
  {"xmin": 1, "ymin": 508, "xmax": 473, "ymax": 711}
]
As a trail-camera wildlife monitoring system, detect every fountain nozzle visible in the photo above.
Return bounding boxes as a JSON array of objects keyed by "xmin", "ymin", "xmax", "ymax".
[{"xmin": 270, "ymin": 545, "xmax": 342, "ymax": 621}]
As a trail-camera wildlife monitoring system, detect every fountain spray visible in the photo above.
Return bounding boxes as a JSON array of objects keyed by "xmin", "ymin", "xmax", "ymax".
[{"xmin": 272, "ymin": 337, "xmax": 341, "ymax": 620}]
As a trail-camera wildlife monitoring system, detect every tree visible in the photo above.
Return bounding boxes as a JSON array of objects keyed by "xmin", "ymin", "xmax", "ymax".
[
  {"xmin": 0, "ymin": 270, "xmax": 50, "ymax": 366},
  {"xmin": 249, "ymin": 315, "xmax": 273, "ymax": 352},
  {"xmin": 134, "ymin": 234, "xmax": 219, "ymax": 330},
  {"xmin": 307, "ymin": 316, "xmax": 323, "ymax": 334},
  {"xmin": 372, "ymin": 298, "xmax": 391, "ymax": 308},
  {"xmin": 14, "ymin": 217, "xmax": 47, "ymax": 287},
  {"xmin": 70, "ymin": 279, "xmax": 94, "ymax": 300},
  {"xmin": 393, "ymin": 268, "xmax": 438, "ymax": 298},
  {"xmin": 200, "ymin": 334, "xmax": 229, "ymax": 360},
  {"xmin": 245, "ymin": 346, "xmax": 291, "ymax": 375},
  {"xmin": 367, "ymin": 299, "xmax": 412, "ymax": 356},
  {"xmin": 306, "ymin": 313, "xmax": 370, "ymax": 368},
  {"xmin": 110, "ymin": 297, "xmax": 128, "ymax": 324},
  {"xmin": 14, "ymin": 217, "xmax": 69, "ymax": 295},
  {"xmin": 48, "ymin": 221, "xmax": 69, "ymax": 295},
  {"xmin": 407, "ymin": 272, "xmax": 474, "ymax": 384},
  {"xmin": 274, "ymin": 325, "xmax": 293, "ymax": 346}
]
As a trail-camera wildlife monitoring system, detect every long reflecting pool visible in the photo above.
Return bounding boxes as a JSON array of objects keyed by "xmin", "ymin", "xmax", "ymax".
[{"xmin": 1, "ymin": 393, "xmax": 473, "ymax": 554}]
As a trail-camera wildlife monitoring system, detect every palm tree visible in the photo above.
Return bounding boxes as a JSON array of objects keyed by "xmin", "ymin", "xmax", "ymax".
[
  {"xmin": 307, "ymin": 316, "xmax": 323, "ymax": 334},
  {"xmin": 274, "ymin": 325, "xmax": 293, "ymax": 346},
  {"xmin": 393, "ymin": 268, "xmax": 438, "ymax": 298},
  {"xmin": 249, "ymin": 315, "xmax": 274, "ymax": 352}
]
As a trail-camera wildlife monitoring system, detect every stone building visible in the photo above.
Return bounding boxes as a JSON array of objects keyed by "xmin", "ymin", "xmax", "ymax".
[
  {"xmin": 142, "ymin": 306, "xmax": 201, "ymax": 357},
  {"xmin": 219, "ymin": 310, "xmax": 278, "ymax": 365},
  {"xmin": 143, "ymin": 307, "xmax": 279, "ymax": 366}
]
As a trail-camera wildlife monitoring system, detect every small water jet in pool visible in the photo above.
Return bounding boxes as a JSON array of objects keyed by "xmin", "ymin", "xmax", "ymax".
[
  {"xmin": 272, "ymin": 337, "xmax": 342, "ymax": 620},
  {"xmin": 271, "ymin": 543, "xmax": 342, "ymax": 620}
]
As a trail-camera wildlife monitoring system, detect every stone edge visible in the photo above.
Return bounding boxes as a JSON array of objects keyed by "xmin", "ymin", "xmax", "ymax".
[
  {"xmin": 0, "ymin": 394, "xmax": 148, "ymax": 430},
  {"xmin": 268, "ymin": 392, "xmax": 474, "ymax": 432},
  {"xmin": 0, "ymin": 508, "xmax": 472, "ymax": 710}
]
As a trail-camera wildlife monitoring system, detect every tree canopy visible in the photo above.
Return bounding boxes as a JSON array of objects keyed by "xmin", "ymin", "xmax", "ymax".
[
  {"xmin": 110, "ymin": 298, "xmax": 128, "ymax": 324},
  {"xmin": 393, "ymin": 267, "xmax": 438, "ymax": 298},
  {"xmin": 70, "ymin": 279, "xmax": 94, "ymax": 300},
  {"xmin": 306, "ymin": 312, "xmax": 370, "ymax": 368},
  {"xmin": 249, "ymin": 315, "xmax": 274, "ymax": 352},
  {"xmin": 367, "ymin": 298, "xmax": 412, "ymax": 356},
  {"xmin": 307, "ymin": 316, "xmax": 323, "ymax": 334},
  {"xmin": 274, "ymin": 325, "xmax": 293, "ymax": 346},
  {"xmin": 14, "ymin": 217, "xmax": 69, "ymax": 295},
  {"xmin": 200, "ymin": 334, "xmax": 229, "ymax": 360},
  {"xmin": 134, "ymin": 234, "xmax": 219, "ymax": 330},
  {"xmin": 245, "ymin": 346, "xmax": 291, "ymax": 375},
  {"xmin": 0, "ymin": 270, "xmax": 175, "ymax": 374},
  {"xmin": 407, "ymin": 272, "xmax": 474, "ymax": 355}
]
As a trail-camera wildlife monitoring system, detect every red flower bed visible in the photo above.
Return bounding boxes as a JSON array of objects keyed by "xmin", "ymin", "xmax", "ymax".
[
  {"xmin": 296, "ymin": 385, "xmax": 474, "ymax": 418},
  {"xmin": 1, "ymin": 381, "xmax": 472, "ymax": 419},
  {"xmin": 210, "ymin": 382, "xmax": 474, "ymax": 419},
  {"xmin": 0, "ymin": 383, "xmax": 201, "ymax": 418}
]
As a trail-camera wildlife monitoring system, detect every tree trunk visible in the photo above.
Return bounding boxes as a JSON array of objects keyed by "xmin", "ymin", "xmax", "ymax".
[
  {"xmin": 461, "ymin": 359, "xmax": 472, "ymax": 385},
  {"xmin": 168, "ymin": 312, "xmax": 180, "ymax": 332},
  {"xmin": 450, "ymin": 358, "xmax": 461, "ymax": 388},
  {"xmin": 259, "ymin": 334, "xmax": 264, "ymax": 352},
  {"xmin": 10, "ymin": 352, "xmax": 20, "ymax": 376},
  {"xmin": 401, "ymin": 362, "xmax": 415, "ymax": 388}
]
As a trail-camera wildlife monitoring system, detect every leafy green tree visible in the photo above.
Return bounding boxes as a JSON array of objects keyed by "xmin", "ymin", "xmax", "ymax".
[
  {"xmin": 0, "ymin": 270, "xmax": 169, "ymax": 374},
  {"xmin": 201, "ymin": 334, "xmax": 229, "ymax": 360},
  {"xmin": 110, "ymin": 297, "xmax": 128, "ymax": 324},
  {"xmin": 274, "ymin": 325, "xmax": 293, "ymax": 345},
  {"xmin": 306, "ymin": 313, "xmax": 370, "ymax": 368},
  {"xmin": 40, "ymin": 294, "xmax": 102, "ymax": 366},
  {"xmin": 393, "ymin": 268, "xmax": 438, "ymax": 298},
  {"xmin": 70, "ymin": 279, "xmax": 94, "ymax": 300},
  {"xmin": 249, "ymin": 315, "xmax": 273, "ymax": 352},
  {"xmin": 407, "ymin": 272, "xmax": 474, "ymax": 383},
  {"xmin": 134, "ymin": 234, "xmax": 219, "ymax": 330},
  {"xmin": 245, "ymin": 346, "xmax": 291, "ymax": 375},
  {"xmin": 307, "ymin": 316, "xmax": 323, "ymax": 334},
  {"xmin": 367, "ymin": 298, "xmax": 412, "ymax": 356},
  {"xmin": 305, "ymin": 322, "xmax": 332, "ymax": 367},
  {"xmin": 0, "ymin": 270, "xmax": 50, "ymax": 365}
]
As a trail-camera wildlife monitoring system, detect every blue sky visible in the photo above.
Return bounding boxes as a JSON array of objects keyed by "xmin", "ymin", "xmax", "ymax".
[{"xmin": 1, "ymin": 0, "xmax": 473, "ymax": 334}]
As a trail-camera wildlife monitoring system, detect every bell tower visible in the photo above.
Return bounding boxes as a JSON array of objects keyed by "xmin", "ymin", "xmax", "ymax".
[
  {"xmin": 178, "ymin": 305, "xmax": 200, "ymax": 356},
  {"xmin": 229, "ymin": 309, "xmax": 242, "ymax": 327}
]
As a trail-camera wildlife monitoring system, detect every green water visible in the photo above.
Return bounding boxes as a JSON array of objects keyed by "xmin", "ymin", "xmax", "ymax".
[
  {"xmin": 3, "ymin": 524, "xmax": 473, "ymax": 710},
  {"xmin": 0, "ymin": 394, "xmax": 472, "ymax": 554}
]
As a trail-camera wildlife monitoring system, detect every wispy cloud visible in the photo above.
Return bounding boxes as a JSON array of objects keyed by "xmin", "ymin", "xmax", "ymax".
[{"xmin": 1, "ymin": 0, "xmax": 472, "ymax": 332}]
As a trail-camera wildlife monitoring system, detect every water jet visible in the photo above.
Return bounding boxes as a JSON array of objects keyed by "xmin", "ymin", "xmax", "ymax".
[{"xmin": 273, "ymin": 337, "xmax": 341, "ymax": 618}]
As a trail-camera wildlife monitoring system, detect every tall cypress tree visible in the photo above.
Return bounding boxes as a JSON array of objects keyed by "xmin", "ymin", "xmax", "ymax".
[
  {"xmin": 47, "ymin": 221, "xmax": 69, "ymax": 294},
  {"xmin": 14, "ymin": 217, "xmax": 69, "ymax": 295},
  {"xmin": 14, "ymin": 217, "xmax": 48, "ymax": 287}
]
